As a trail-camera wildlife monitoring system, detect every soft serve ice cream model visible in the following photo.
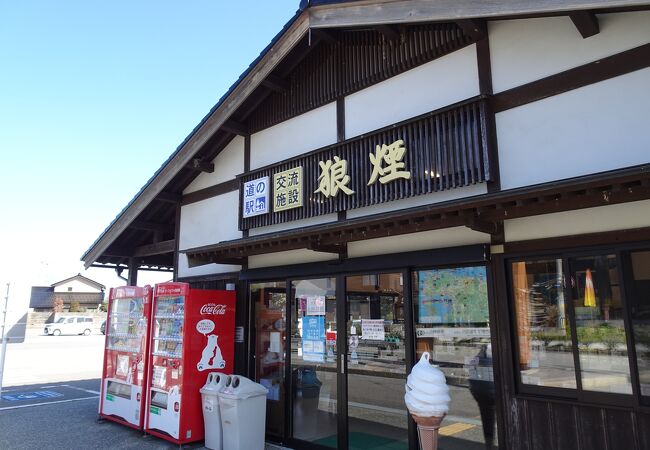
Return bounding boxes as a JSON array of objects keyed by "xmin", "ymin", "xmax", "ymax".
[{"xmin": 404, "ymin": 352, "xmax": 451, "ymax": 450}]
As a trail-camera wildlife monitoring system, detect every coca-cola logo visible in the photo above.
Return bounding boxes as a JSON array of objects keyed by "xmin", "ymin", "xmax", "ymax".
[{"xmin": 200, "ymin": 303, "xmax": 227, "ymax": 315}]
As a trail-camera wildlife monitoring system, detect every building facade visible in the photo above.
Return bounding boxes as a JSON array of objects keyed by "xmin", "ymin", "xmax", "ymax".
[{"xmin": 83, "ymin": 2, "xmax": 650, "ymax": 449}]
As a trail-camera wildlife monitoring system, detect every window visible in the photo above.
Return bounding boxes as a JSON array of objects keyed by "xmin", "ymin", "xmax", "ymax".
[{"xmin": 510, "ymin": 248, "xmax": 648, "ymax": 401}]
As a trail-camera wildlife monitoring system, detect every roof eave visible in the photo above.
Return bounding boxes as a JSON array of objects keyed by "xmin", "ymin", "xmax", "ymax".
[{"xmin": 308, "ymin": 0, "xmax": 650, "ymax": 28}]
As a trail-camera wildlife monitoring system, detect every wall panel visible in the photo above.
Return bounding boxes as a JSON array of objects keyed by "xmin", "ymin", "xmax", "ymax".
[
  {"xmin": 489, "ymin": 12, "xmax": 650, "ymax": 93},
  {"xmin": 179, "ymin": 191, "xmax": 241, "ymax": 250},
  {"xmin": 345, "ymin": 44, "xmax": 479, "ymax": 139},
  {"xmin": 504, "ymin": 200, "xmax": 650, "ymax": 243},
  {"xmin": 250, "ymin": 102, "xmax": 337, "ymax": 170},
  {"xmin": 183, "ymin": 136, "xmax": 245, "ymax": 194},
  {"xmin": 496, "ymin": 68, "xmax": 650, "ymax": 190}
]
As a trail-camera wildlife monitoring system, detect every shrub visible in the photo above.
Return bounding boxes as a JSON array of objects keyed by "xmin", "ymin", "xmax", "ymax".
[{"xmin": 69, "ymin": 301, "xmax": 86, "ymax": 312}]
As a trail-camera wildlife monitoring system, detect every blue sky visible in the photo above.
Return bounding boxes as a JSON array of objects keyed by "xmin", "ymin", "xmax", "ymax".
[{"xmin": 0, "ymin": 1, "xmax": 299, "ymax": 310}]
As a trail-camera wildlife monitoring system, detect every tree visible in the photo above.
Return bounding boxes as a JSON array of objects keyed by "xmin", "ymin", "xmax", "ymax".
[
  {"xmin": 52, "ymin": 296, "xmax": 64, "ymax": 313},
  {"xmin": 69, "ymin": 301, "xmax": 86, "ymax": 313}
]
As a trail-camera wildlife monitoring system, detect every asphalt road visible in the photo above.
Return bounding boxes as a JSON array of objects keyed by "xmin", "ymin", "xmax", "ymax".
[{"xmin": 0, "ymin": 379, "xmax": 183, "ymax": 450}]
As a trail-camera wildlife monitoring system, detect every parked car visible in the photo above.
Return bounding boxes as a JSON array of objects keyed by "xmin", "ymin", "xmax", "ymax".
[
  {"xmin": 44, "ymin": 316, "xmax": 93, "ymax": 336},
  {"xmin": 100, "ymin": 320, "xmax": 106, "ymax": 335}
]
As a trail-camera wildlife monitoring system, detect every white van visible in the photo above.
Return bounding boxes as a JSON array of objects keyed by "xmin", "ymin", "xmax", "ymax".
[{"xmin": 44, "ymin": 316, "xmax": 94, "ymax": 336}]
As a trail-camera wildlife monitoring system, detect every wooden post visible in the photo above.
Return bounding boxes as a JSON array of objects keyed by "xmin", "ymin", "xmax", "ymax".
[{"xmin": 127, "ymin": 257, "xmax": 138, "ymax": 286}]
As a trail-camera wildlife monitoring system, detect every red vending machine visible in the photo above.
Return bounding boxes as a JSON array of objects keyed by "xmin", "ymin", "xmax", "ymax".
[
  {"xmin": 99, "ymin": 285, "xmax": 153, "ymax": 430},
  {"xmin": 145, "ymin": 282, "xmax": 236, "ymax": 445}
]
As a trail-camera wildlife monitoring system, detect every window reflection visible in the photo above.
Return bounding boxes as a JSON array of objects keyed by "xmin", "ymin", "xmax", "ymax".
[
  {"xmin": 413, "ymin": 266, "xmax": 496, "ymax": 449},
  {"xmin": 512, "ymin": 259, "xmax": 576, "ymax": 389},
  {"xmin": 629, "ymin": 250, "xmax": 650, "ymax": 399},
  {"xmin": 570, "ymin": 255, "xmax": 632, "ymax": 394}
]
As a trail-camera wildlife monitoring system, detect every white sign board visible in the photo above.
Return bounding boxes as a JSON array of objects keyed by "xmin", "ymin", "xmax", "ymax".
[
  {"xmin": 306, "ymin": 295, "xmax": 326, "ymax": 316},
  {"xmin": 243, "ymin": 176, "xmax": 269, "ymax": 218},
  {"xmin": 361, "ymin": 319, "xmax": 385, "ymax": 341}
]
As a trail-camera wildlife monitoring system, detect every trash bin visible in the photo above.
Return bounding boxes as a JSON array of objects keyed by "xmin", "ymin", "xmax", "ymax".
[
  {"xmin": 218, "ymin": 375, "xmax": 269, "ymax": 450},
  {"xmin": 292, "ymin": 368, "xmax": 322, "ymax": 440},
  {"xmin": 200, "ymin": 372, "xmax": 231, "ymax": 450}
]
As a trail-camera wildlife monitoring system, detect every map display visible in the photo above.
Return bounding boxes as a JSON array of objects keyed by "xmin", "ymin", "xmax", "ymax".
[{"xmin": 417, "ymin": 267, "xmax": 489, "ymax": 324}]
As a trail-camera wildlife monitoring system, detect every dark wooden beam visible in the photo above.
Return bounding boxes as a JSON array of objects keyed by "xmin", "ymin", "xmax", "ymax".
[
  {"xmin": 492, "ymin": 43, "xmax": 650, "ymax": 113},
  {"xmin": 308, "ymin": 241, "xmax": 347, "ymax": 255},
  {"xmin": 181, "ymin": 178, "xmax": 239, "ymax": 206},
  {"xmin": 221, "ymin": 119, "xmax": 248, "ymax": 136},
  {"xmin": 188, "ymin": 158, "xmax": 214, "ymax": 173},
  {"xmin": 456, "ymin": 19, "xmax": 486, "ymax": 41},
  {"xmin": 465, "ymin": 215, "xmax": 501, "ymax": 235},
  {"xmin": 311, "ymin": 28, "xmax": 338, "ymax": 45},
  {"xmin": 127, "ymin": 257, "xmax": 138, "ymax": 286},
  {"xmin": 133, "ymin": 239, "xmax": 176, "ymax": 258},
  {"xmin": 570, "ymin": 11, "xmax": 600, "ymax": 38},
  {"xmin": 375, "ymin": 24, "xmax": 400, "ymax": 40},
  {"xmin": 155, "ymin": 192, "xmax": 182, "ymax": 204},
  {"xmin": 261, "ymin": 73, "xmax": 290, "ymax": 92},
  {"xmin": 129, "ymin": 220, "xmax": 174, "ymax": 234}
]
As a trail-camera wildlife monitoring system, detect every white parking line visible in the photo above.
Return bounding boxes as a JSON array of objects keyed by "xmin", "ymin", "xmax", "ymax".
[
  {"xmin": 55, "ymin": 384, "xmax": 101, "ymax": 395},
  {"xmin": 0, "ymin": 396, "xmax": 98, "ymax": 411}
]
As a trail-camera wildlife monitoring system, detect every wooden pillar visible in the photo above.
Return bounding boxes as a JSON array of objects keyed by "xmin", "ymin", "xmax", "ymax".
[{"xmin": 127, "ymin": 257, "xmax": 138, "ymax": 286}]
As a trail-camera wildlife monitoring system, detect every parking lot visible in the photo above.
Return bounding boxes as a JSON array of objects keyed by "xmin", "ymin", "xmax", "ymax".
[{"xmin": 2, "ymin": 329, "xmax": 105, "ymax": 387}]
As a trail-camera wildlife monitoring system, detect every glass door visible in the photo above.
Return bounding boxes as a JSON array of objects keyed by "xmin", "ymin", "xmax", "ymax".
[
  {"xmin": 345, "ymin": 273, "xmax": 409, "ymax": 450},
  {"xmin": 290, "ymin": 277, "xmax": 339, "ymax": 447}
]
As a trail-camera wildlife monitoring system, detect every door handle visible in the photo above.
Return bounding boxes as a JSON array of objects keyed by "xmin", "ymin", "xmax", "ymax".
[{"xmin": 340, "ymin": 353, "xmax": 345, "ymax": 374}]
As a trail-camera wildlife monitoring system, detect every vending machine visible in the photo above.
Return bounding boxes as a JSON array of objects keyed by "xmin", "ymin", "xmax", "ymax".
[
  {"xmin": 145, "ymin": 282, "xmax": 236, "ymax": 445},
  {"xmin": 99, "ymin": 285, "xmax": 153, "ymax": 430}
]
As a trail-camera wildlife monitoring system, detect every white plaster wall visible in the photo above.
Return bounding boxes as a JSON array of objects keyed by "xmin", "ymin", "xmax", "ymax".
[
  {"xmin": 504, "ymin": 200, "xmax": 650, "ymax": 242},
  {"xmin": 489, "ymin": 12, "xmax": 650, "ymax": 93},
  {"xmin": 250, "ymin": 102, "xmax": 337, "ymax": 170},
  {"xmin": 183, "ymin": 136, "xmax": 245, "ymax": 194},
  {"xmin": 347, "ymin": 226, "xmax": 490, "ymax": 259},
  {"xmin": 347, "ymin": 184, "xmax": 487, "ymax": 219},
  {"xmin": 496, "ymin": 67, "xmax": 650, "ymax": 190},
  {"xmin": 54, "ymin": 280, "xmax": 101, "ymax": 293},
  {"xmin": 176, "ymin": 253, "xmax": 241, "ymax": 279},
  {"xmin": 345, "ymin": 44, "xmax": 479, "ymax": 139},
  {"xmin": 248, "ymin": 249, "xmax": 338, "ymax": 269},
  {"xmin": 179, "ymin": 191, "xmax": 241, "ymax": 250},
  {"xmin": 249, "ymin": 213, "xmax": 337, "ymax": 237}
]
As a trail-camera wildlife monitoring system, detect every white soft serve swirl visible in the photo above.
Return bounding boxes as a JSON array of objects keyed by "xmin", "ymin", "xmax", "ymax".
[{"xmin": 404, "ymin": 352, "xmax": 450, "ymax": 417}]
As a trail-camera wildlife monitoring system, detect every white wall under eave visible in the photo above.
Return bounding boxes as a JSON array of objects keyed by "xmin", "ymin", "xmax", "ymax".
[
  {"xmin": 250, "ymin": 102, "xmax": 337, "ymax": 170},
  {"xmin": 347, "ymin": 184, "xmax": 487, "ymax": 219},
  {"xmin": 345, "ymin": 44, "xmax": 479, "ymax": 139},
  {"xmin": 53, "ymin": 280, "xmax": 101, "ymax": 293},
  {"xmin": 347, "ymin": 226, "xmax": 490, "ymax": 259},
  {"xmin": 248, "ymin": 249, "xmax": 338, "ymax": 269},
  {"xmin": 248, "ymin": 213, "xmax": 338, "ymax": 237},
  {"xmin": 496, "ymin": 68, "xmax": 650, "ymax": 190},
  {"xmin": 504, "ymin": 200, "xmax": 650, "ymax": 243},
  {"xmin": 179, "ymin": 191, "xmax": 241, "ymax": 250},
  {"xmin": 489, "ymin": 11, "xmax": 650, "ymax": 93},
  {"xmin": 176, "ymin": 253, "xmax": 240, "ymax": 279},
  {"xmin": 183, "ymin": 136, "xmax": 245, "ymax": 194}
]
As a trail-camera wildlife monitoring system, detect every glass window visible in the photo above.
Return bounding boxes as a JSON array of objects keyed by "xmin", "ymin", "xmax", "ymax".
[
  {"xmin": 290, "ymin": 278, "xmax": 337, "ymax": 446},
  {"xmin": 569, "ymin": 254, "xmax": 632, "ymax": 394},
  {"xmin": 413, "ymin": 266, "xmax": 496, "ymax": 449},
  {"xmin": 512, "ymin": 259, "xmax": 576, "ymax": 389},
  {"xmin": 628, "ymin": 250, "xmax": 650, "ymax": 399},
  {"xmin": 250, "ymin": 281, "xmax": 287, "ymax": 438}
]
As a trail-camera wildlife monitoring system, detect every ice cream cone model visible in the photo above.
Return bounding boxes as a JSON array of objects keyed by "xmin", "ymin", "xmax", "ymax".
[{"xmin": 405, "ymin": 352, "xmax": 451, "ymax": 450}]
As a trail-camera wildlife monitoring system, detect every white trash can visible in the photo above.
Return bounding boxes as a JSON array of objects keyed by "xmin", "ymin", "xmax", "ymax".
[
  {"xmin": 218, "ymin": 375, "xmax": 269, "ymax": 450},
  {"xmin": 200, "ymin": 372, "xmax": 231, "ymax": 450}
]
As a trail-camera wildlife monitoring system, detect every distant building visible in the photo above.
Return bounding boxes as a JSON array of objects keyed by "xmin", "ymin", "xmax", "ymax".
[{"xmin": 29, "ymin": 273, "xmax": 105, "ymax": 312}]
